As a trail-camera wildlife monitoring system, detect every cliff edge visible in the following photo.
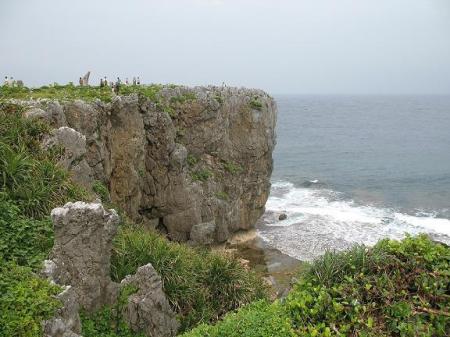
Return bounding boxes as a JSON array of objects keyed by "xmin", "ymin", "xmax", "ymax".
[{"xmin": 23, "ymin": 85, "xmax": 277, "ymax": 243}]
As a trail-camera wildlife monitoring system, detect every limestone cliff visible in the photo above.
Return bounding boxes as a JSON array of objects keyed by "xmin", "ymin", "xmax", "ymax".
[{"xmin": 25, "ymin": 86, "xmax": 277, "ymax": 243}]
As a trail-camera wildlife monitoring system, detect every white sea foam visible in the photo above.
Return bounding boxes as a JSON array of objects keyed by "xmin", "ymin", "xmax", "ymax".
[{"xmin": 259, "ymin": 181, "xmax": 450, "ymax": 261}]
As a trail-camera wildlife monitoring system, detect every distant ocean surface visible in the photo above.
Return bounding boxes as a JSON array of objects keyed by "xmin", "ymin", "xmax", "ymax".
[{"xmin": 259, "ymin": 95, "xmax": 450, "ymax": 261}]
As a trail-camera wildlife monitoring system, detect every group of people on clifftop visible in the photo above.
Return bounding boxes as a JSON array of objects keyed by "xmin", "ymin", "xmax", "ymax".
[
  {"xmin": 77, "ymin": 76, "xmax": 141, "ymax": 94},
  {"xmin": 98, "ymin": 76, "xmax": 141, "ymax": 87}
]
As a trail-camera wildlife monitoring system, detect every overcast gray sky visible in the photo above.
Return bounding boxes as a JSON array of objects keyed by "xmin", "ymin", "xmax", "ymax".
[{"xmin": 1, "ymin": 0, "xmax": 449, "ymax": 94}]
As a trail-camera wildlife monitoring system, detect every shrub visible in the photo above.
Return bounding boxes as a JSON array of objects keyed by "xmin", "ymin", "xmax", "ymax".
[
  {"xmin": 249, "ymin": 97, "xmax": 263, "ymax": 111},
  {"xmin": 222, "ymin": 161, "xmax": 243, "ymax": 175},
  {"xmin": 181, "ymin": 300, "xmax": 295, "ymax": 337},
  {"xmin": 0, "ymin": 260, "xmax": 62, "ymax": 337},
  {"xmin": 111, "ymin": 225, "xmax": 269, "ymax": 332},
  {"xmin": 169, "ymin": 92, "xmax": 196, "ymax": 104},
  {"xmin": 0, "ymin": 105, "xmax": 86, "ymax": 219},
  {"xmin": 187, "ymin": 154, "xmax": 199, "ymax": 166},
  {"xmin": 191, "ymin": 169, "xmax": 213, "ymax": 182},
  {"xmin": 286, "ymin": 234, "xmax": 450, "ymax": 336},
  {"xmin": 0, "ymin": 196, "xmax": 53, "ymax": 269},
  {"xmin": 214, "ymin": 94, "xmax": 224, "ymax": 105},
  {"xmin": 80, "ymin": 285, "xmax": 145, "ymax": 337}
]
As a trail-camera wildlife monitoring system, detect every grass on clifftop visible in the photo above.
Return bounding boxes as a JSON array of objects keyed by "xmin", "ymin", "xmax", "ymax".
[
  {"xmin": 183, "ymin": 235, "xmax": 450, "ymax": 337},
  {"xmin": 0, "ymin": 83, "xmax": 167, "ymax": 103},
  {"xmin": 0, "ymin": 83, "xmax": 200, "ymax": 120}
]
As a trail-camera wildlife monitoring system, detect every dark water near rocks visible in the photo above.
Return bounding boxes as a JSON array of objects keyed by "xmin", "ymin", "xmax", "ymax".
[{"xmin": 259, "ymin": 95, "xmax": 450, "ymax": 261}]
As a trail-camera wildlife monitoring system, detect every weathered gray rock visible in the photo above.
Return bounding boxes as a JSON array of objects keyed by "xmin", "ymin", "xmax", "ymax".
[
  {"xmin": 24, "ymin": 102, "xmax": 67, "ymax": 127},
  {"xmin": 43, "ymin": 127, "xmax": 94, "ymax": 187},
  {"xmin": 279, "ymin": 213, "xmax": 287, "ymax": 221},
  {"xmin": 45, "ymin": 127, "xmax": 86, "ymax": 169},
  {"xmin": 25, "ymin": 107, "xmax": 52, "ymax": 121},
  {"xmin": 49, "ymin": 201, "xmax": 120, "ymax": 312},
  {"xmin": 42, "ymin": 285, "xmax": 82, "ymax": 337},
  {"xmin": 19, "ymin": 86, "xmax": 277, "ymax": 243},
  {"xmin": 190, "ymin": 222, "xmax": 216, "ymax": 245},
  {"xmin": 121, "ymin": 264, "xmax": 179, "ymax": 337}
]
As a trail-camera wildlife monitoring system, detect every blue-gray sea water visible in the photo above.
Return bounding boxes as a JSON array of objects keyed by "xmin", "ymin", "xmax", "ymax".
[{"xmin": 259, "ymin": 95, "xmax": 450, "ymax": 260}]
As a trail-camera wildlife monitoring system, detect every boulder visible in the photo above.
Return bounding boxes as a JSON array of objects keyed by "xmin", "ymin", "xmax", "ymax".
[
  {"xmin": 121, "ymin": 264, "xmax": 179, "ymax": 337},
  {"xmin": 279, "ymin": 213, "xmax": 287, "ymax": 221},
  {"xmin": 190, "ymin": 222, "xmax": 216, "ymax": 245}
]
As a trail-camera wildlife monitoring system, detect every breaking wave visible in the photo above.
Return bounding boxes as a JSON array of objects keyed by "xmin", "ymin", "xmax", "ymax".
[{"xmin": 258, "ymin": 181, "xmax": 450, "ymax": 261}]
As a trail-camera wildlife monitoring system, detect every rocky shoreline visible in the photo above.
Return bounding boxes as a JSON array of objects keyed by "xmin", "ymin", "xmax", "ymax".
[{"xmin": 219, "ymin": 227, "xmax": 304, "ymax": 298}]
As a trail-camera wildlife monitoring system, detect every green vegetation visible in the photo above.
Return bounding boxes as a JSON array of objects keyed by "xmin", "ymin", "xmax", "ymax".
[
  {"xmin": 214, "ymin": 93, "xmax": 224, "ymax": 105},
  {"xmin": 183, "ymin": 235, "xmax": 450, "ymax": 337},
  {"xmin": 0, "ymin": 83, "xmax": 167, "ymax": 104},
  {"xmin": 191, "ymin": 168, "xmax": 213, "ymax": 182},
  {"xmin": 249, "ymin": 97, "xmax": 263, "ymax": 111},
  {"xmin": 0, "ymin": 261, "xmax": 62, "ymax": 337},
  {"xmin": 215, "ymin": 191, "xmax": 229, "ymax": 201},
  {"xmin": 169, "ymin": 92, "xmax": 197, "ymax": 104},
  {"xmin": 81, "ymin": 285, "xmax": 145, "ymax": 337},
  {"xmin": 0, "ymin": 83, "xmax": 115, "ymax": 102},
  {"xmin": 0, "ymin": 83, "xmax": 200, "ymax": 122},
  {"xmin": 0, "ymin": 104, "xmax": 86, "ymax": 267},
  {"xmin": 93, "ymin": 180, "xmax": 111, "ymax": 203},
  {"xmin": 183, "ymin": 300, "xmax": 295, "ymax": 337},
  {"xmin": 111, "ymin": 225, "xmax": 269, "ymax": 332},
  {"xmin": 222, "ymin": 160, "xmax": 243, "ymax": 175},
  {"xmin": 187, "ymin": 154, "xmax": 199, "ymax": 166}
]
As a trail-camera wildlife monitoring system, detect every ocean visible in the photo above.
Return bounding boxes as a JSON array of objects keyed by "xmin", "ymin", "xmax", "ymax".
[{"xmin": 259, "ymin": 95, "xmax": 450, "ymax": 261}]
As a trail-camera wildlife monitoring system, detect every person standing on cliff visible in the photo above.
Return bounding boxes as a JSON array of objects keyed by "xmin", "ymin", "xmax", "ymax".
[
  {"xmin": 100, "ymin": 78, "xmax": 104, "ymax": 87},
  {"xmin": 79, "ymin": 77, "xmax": 83, "ymax": 86},
  {"xmin": 3, "ymin": 76, "xmax": 8, "ymax": 86},
  {"xmin": 137, "ymin": 76, "xmax": 141, "ymax": 85},
  {"xmin": 104, "ymin": 76, "xmax": 108, "ymax": 86},
  {"xmin": 114, "ymin": 78, "xmax": 121, "ymax": 94},
  {"xmin": 133, "ymin": 77, "xmax": 136, "ymax": 86}
]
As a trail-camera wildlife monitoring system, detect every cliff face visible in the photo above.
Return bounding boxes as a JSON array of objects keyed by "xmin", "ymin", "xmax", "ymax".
[{"xmin": 27, "ymin": 86, "xmax": 277, "ymax": 243}]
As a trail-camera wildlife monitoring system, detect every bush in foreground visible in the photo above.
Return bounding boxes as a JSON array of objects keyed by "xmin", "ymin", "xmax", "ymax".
[
  {"xmin": 184, "ymin": 300, "xmax": 295, "ymax": 337},
  {"xmin": 182, "ymin": 235, "xmax": 449, "ymax": 337},
  {"xmin": 0, "ymin": 261, "xmax": 62, "ymax": 337}
]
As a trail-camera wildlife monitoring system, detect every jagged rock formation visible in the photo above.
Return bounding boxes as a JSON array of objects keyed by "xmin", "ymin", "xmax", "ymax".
[
  {"xmin": 41, "ymin": 282, "xmax": 82, "ymax": 337},
  {"xmin": 48, "ymin": 202, "xmax": 120, "ymax": 312},
  {"xmin": 43, "ymin": 201, "xmax": 179, "ymax": 337},
  {"xmin": 43, "ymin": 127, "xmax": 95, "ymax": 187},
  {"xmin": 23, "ymin": 86, "xmax": 277, "ymax": 243},
  {"xmin": 121, "ymin": 264, "xmax": 179, "ymax": 337}
]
